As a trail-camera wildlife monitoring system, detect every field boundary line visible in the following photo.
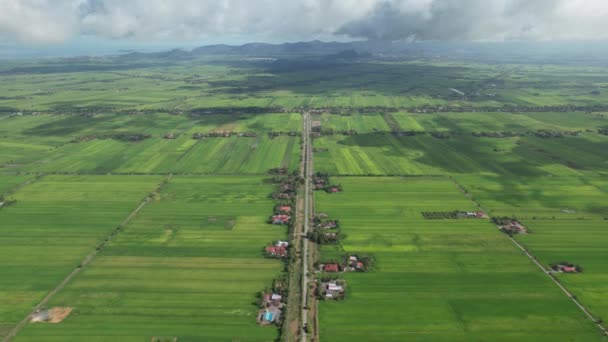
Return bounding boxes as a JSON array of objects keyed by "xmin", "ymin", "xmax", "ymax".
[
  {"xmin": 0, "ymin": 174, "xmax": 43, "ymax": 198},
  {"xmin": 1, "ymin": 176, "xmax": 171, "ymax": 342},
  {"xmin": 175, "ymin": 139, "xmax": 201, "ymax": 162},
  {"xmin": 0, "ymin": 171, "xmax": 278, "ymax": 177},
  {"xmin": 508, "ymin": 237, "xmax": 608, "ymax": 336},
  {"xmin": 449, "ymin": 176, "xmax": 608, "ymax": 337}
]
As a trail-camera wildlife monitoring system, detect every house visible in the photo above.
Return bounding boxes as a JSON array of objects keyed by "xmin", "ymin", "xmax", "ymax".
[
  {"xmin": 327, "ymin": 283, "xmax": 343, "ymax": 292},
  {"xmin": 164, "ymin": 133, "xmax": 176, "ymax": 139},
  {"xmin": 320, "ymin": 280, "xmax": 346, "ymax": 300},
  {"xmin": 551, "ymin": 263, "xmax": 581, "ymax": 274},
  {"xmin": 329, "ymin": 187, "xmax": 340, "ymax": 193},
  {"xmin": 278, "ymin": 206, "xmax": 292, "ymax": 213},
  {"xmin": 266, "ymin": 245, "xmax": 288, "ymax": 258},
  {"xmin": 324, "ymin": 264, "xmax": 340, "ymax": 273},
  {"xmin": 272, "ymin": 215, "xmax": 291, "ymax": 225},
  {"xmin": 319, "ymin": 221, "xmax": 338, "ymax": 229},
  {"xmin": 274, "ymin": 193, "xmax": 293, "ymax": 200},
  {"xmin": 356, "ymin": 262, "xmax": 364, "ymax": 270}
]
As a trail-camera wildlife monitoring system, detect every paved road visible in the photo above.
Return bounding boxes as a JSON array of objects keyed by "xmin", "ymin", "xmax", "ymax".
[{"xmin": 301, "ymin": 112, "xmax": 312, "ymax": 342}]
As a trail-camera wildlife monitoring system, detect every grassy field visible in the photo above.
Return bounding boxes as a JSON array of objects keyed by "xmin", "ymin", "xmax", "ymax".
[
  {"xmin": 391, "ymin": 112, "xmax": 608, "ymax": 132},
  {"xmin": 0, "ymin": 175, "xmax": 32, "ymax": 195},
  {"xmin": 0, "ymin": 113, "xmax": 302, "ymax": 174},
  {"xmin": 1, "ymin": 52, "xmax": 608, "ymax": 342},
  {"xmin": 516, "ymin": 220, "xmax": 608, "ymax": 324},
  {"xmin": 313, "ymin": 133, "xmax": 608, "ymax": 177},
  {"xmin": 25, "ymin": 134, "xmax": 300, "ymax": 174},
  {"xmin": 311, "ymin": 113, "xmax": 391, "ymax": 133},
  {"xmin": 454, "ymin": 174, "xmax": 608, "ymax": 326},
  {"xmin": 0, "ymin": 175, "xmax": 162, "ymax": 339},
  {"xmin": 3, "ymin": 58, "xmax": 608, "ymax": 112},
  {"xmin": 14, "ymin": 176, "xmax": 285, "ymax": 342},
  {"xmin": 315, "ymin": 177, "xmax": 603, "ymax": 341},
  {"xmin": 454, "ymin": 175, "xmax": 608, "ymax": 220}
]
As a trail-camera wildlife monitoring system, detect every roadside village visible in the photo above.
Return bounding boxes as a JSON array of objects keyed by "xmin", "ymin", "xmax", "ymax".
[
  {"xmin": 257, "ymin": 168, "xmax": 297, "ymax": 326},
  {"xmin": 310, "ymin": 175, "xmax": 370, "ymax": 302},
  {"xmin": 254, "ymin": 167, "xmax": 584, "ymax": 327}
]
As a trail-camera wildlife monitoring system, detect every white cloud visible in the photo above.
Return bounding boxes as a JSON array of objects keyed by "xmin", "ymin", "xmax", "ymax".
[{"xmin": 0, "ymin": 0, "xmax": 607, "ymax": 44}]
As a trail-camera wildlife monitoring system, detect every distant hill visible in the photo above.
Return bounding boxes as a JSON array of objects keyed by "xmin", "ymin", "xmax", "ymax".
[
  {"xmin": 191, "ymin": 40, "xmax": 368, "ymax": 57},
  {"xmin": 115, "ymin": 40, "xmax": 608, "ymax": 66}
]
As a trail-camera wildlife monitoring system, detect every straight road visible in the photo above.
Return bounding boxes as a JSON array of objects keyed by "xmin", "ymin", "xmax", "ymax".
[{"xmin": 301, "ymin": 112, "xmax": 313, "ymax": 342}]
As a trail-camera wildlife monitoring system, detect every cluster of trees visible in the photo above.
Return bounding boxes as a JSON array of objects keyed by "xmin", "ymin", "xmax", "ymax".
[
  {"xmin": 407, "ymin": 104, "xmax": 608, "ymax": 113},
  {"xmin": 598, "ymin": 128, "xmax": 608, "ymax": 136},
  {"xmin": 190, "ymin": 106, "xmax": 285, "ymax": 115},
  {"xmin": 534, "ymin": 129, "xmax": 580, "ymax": 138},
  {"xmin": 313, "ymin": 173, "xmax": 343, "ymax": 193},
  {"xmin": 472, "ymin": 131, "xmax": 523, "ymax": 138},
  {"xmin": 422, "ymin": 211, "xmax": 464, "ymax": 219},
  {"xmin": 192, "ymin": 131, "xmax": 257, "ymax": 139},
  {"xmin": 307, "ymin": 228, "xmax": 343, "ymax": 245},
  {"xmin": 394, "ymin": 130, "xmax": 426, "ymax": 137},
  {"xmin": 268, "ymin": 131, "xmax": 298, "ymax": 138},
  {"xmin": 268, "ymin": 167, "xmax": 289, "ymax": 175},
  {"xmin": 70, "ymin": 133, "xmax": 151, "ymax": 143},
  {"xmin": 492, "ymin": 216, "xmax": 517, "ymax": 226},
  {"xmin": 430, "ymin": 132, "xmax": 451, "ymax": 139},
  {"xmin": 315, "ymin": 128, "xmax": 358, "ymax": 136},
  {"xmin": 256, "ymin": 274, "xmax": 289, "ymax": 308}
]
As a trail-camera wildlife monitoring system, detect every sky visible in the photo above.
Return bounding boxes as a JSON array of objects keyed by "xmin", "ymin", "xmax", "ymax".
[{"xmin": 1, "ymin": 0, "xmax": 608, "ymax": 54}]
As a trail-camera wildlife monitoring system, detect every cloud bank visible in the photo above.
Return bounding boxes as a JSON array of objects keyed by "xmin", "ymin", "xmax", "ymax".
[{"xmin": 1, "ymin": 0, "xmax": 608, "ymax": 44}]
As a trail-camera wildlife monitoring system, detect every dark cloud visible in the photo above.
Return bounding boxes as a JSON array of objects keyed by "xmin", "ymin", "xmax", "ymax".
[
  {"xmin": 337, "ymin": 0, "xmax": 602, "ymax": 41},
  {"xmin": 0, "ymin": 0, "xmax": 607, "ymax": 44}
]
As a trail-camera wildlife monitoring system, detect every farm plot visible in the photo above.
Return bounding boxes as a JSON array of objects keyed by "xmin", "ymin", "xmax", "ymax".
[
  {"xmin": 313, "ymin": 133, "xmax": 608, "ymax": 177},
  {"xmin": 454, "ymin": 175, "xmax": 608, "ymax": 220},
  {"xmin": 24, "ymin": 134, "xmax": 300, "ymax": 174},
  {"xmin": 16, "ymin": 113, "xmax": 301, "ymax": 174},
  {"xmin": 0, "ymin": 175, "xmax": 32, "ymax": 195},
  {"xmin": 391, "ymin": 112, "xmax": 608, "ymax": 133},
  {"xmin": 0, "ymin": 175, "xmax": 161, "ymax": 340},
  {"xmin": 515, "ymin": 220, "xmax": 608, "ymax": 324},
  {"xmin": 14, "ymin": 176, "xmax": 285, "ymax": 341},
  {"xmin": 315, "ymin": 177, "xmax": 602, "ymax": 342},
  {"xmin": 457, "ymin": 175, "xmax": 608, "ymax": 326},
  {"xmin": 311, "ymin": 112, "xmax": 391, "ymax": 133}
]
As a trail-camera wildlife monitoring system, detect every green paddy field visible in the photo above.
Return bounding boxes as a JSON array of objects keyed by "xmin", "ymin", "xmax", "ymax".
[
  {"xmin": 1, "ymin": 52, "xmax": 607, "ymax": 341},
  {"xmin": 315, "ymin": 177, "xmax": 604, "ymax": 341},
  {"xmin": 12, "ymin": 176, "xmax": 284, "ymax": 342}
]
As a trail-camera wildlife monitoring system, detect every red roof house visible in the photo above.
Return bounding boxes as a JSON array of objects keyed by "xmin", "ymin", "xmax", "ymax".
[
  {"xmin": 272, "ymin": 215, "xmax": 291, "ymax": 224},
  {"xmin": 562, "ymin": 266, "xmax": 577, "ymax": 273},
  {"xmin": 324, "ymin": 264, "xmax": 340, "ymax": 273},
  {"xmin": 266, "ymin": 245, "xmax": 288, "ymax": 257}
]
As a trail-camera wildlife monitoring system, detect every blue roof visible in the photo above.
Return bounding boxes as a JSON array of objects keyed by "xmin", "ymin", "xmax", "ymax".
[{"xmin": 263, "ymin": 311, "xmax": 274, "ymax": 321}]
